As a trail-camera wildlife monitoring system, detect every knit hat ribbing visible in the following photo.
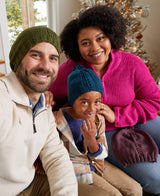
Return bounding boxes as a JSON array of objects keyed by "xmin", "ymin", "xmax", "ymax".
[
  {"xmin": 9, "ymin": 26, "xmax": 61, "ymax": 72},
  {"xmin": 67, "ymin": 65, "xmax": 103, "ymax": 106},
  {"xmin": 111, "ymin": 127, "xmax": 159, "ymax": 168}
]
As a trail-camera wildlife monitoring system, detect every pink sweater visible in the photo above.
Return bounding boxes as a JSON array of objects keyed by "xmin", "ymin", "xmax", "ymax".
[{"xmin": 49, "ymin": 50, "xmax": 160, "ymax": 131}]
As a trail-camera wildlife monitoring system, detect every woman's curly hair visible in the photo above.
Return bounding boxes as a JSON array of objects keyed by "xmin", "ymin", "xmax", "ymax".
[{"xmin": 60, "ymin": 5, "xmax": 127, "ymax": 62}]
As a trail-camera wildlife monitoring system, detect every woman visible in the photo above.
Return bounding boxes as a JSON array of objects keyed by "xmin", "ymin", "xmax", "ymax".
[{"xmin": 48, "ymin": 5, "xmax": 160, "ymax": 195}]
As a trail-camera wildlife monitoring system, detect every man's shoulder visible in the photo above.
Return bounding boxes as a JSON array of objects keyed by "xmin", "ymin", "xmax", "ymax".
[
  {"xmin": 0, "ymin": 72, "xmax": 17, "ymax": 91},
  {"xmin": 0, "ymin": 77, "xmax": 9, "ymax": 94}
]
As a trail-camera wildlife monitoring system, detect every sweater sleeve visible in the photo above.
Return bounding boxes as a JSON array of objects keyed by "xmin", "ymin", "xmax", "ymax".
[{"xmin": 114, "ymin": 55, "xmax": 160, "ymax": 127}]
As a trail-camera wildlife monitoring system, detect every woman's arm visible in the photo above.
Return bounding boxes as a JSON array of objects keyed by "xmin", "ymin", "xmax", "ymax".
[{"xmin": 114, "ymin": 56, "xmax": 160, "ymax": 127}]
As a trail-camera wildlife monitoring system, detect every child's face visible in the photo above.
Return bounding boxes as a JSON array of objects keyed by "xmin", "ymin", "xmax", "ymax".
[{"xmin": 72, "ymin": 91, "xmax": 102, "ymax": 120}]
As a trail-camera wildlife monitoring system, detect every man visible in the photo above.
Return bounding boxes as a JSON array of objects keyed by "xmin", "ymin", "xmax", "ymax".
[{"xmin": 0, "ymin": 26, "xmax": 77, "ymax": 196}]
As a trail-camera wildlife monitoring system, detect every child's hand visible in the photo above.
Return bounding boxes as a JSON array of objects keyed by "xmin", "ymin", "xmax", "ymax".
[
  {"xmin": 98, "ymin": 103, "xmax": 115, "ymax": 123},
  {"xmin": 80, "ymin": 119, "xmax": 99, "ymax": 153},
  {"xmin": 80, "ymin": 119, "xmax": 97, "ymax": 140},
  {"xmin": 44, "ymin": 91, "xmax": 55, "ymax": 107}
]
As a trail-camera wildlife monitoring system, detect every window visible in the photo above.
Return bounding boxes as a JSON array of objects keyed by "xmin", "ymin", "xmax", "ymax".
[
  {"xmin": 5, "ymin": 0, "xmax": 47, "ymax": 46},
  {"xmin": 0, "ymin": 0, "xmax": 59, "ymax": 75}
]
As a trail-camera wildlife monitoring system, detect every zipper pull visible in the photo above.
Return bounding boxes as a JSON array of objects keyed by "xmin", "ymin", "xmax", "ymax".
[{"xmin": 33, "ymin": 118, "xmax": 37, "ymax": 133}]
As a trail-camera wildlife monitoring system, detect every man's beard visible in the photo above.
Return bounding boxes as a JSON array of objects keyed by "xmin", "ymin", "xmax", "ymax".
[{"xmin": 16, "ymin": 63, "xmax": 57, "ymax": 93}]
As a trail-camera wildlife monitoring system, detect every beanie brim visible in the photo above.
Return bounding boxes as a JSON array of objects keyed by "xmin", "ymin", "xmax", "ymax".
[{"xmin": 67, "ymin": 65, "xmax": 103, "ymax": 105}]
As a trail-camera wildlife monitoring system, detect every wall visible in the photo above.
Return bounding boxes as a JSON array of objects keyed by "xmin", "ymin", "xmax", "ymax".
[
  {"xmin": 138, "ymin": 0, "xmax": 160, "ymax": 80},
  {"xmin": 54, "ymin": 0, "xmax": 81, "ymax": 64},
  {"xmin": 57, "ymin": 0, "xmax": 80, "ymax": 34}
]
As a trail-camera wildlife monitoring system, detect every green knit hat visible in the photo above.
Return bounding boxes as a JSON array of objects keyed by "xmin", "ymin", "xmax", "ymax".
[{"xmin": 9, "ymin": 26, "xmax": 61, "ymax": 72}]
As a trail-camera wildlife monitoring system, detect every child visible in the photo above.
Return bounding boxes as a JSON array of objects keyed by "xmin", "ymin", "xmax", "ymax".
[{"xmin": 53, "ymin": 65, "xmax": 142, "ymax": 196}]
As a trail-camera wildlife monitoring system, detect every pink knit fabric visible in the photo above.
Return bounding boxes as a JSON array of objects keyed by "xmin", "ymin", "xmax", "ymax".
[{"xmin": 49, "ymin": 50, "xmax": 160, "ymax": 131}]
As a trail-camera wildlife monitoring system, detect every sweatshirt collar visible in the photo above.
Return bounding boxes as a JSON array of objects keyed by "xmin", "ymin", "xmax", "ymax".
[{"xmin": 29, "ymin": 94, "xmax": 44, "ymax": 116}]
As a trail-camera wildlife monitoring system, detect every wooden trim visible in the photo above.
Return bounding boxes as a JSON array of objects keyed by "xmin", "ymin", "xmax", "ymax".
[
  {"xmin": 0, "ymin": 72, "xmax": 5, "ymax": 77},
  {"xmin": 0, "ymin": 60, "xmax": 5, "ymax": 77},
  {"xmin": 29, "ymin": 0, "xmax": 35, "ymax": 27},
  {"xmin": 20, "ymin": 0, "xmax": 35, "ymax": 29},
  {"xmin": 20, "ymin": 0, "xmax": 29, "ymax": 29},
  {"xmin": 0, "ymin": 60, "xmax": 5, "ymax": 64}
]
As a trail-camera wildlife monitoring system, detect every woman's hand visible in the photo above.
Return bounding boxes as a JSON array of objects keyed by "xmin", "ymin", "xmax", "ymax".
[
  {"xmin": 44, "ymin": 91, "xmax": 55, "ymax": 107},
  {"xmin": 98, "ymin": 103, "xmax": 115, "ymax": 123}
]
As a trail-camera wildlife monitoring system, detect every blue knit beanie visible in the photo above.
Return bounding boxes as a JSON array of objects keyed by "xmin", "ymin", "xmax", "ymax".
[{"xmin": 68, "ymin": 65, "xmax": 103, "ymax": 105}]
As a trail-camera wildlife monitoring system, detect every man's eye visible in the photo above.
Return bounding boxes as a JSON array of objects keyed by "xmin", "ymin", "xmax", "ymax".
[
  {"xmin": 32, "ymin": 53, "xmax": 40, "ymax": 57},
  {"xmin": 50, "ymin": 56, "xmax": 59, "ymax": 62},
  {"xmin": 51, "ymin": 57, "xmax": 57, "ymax": 61}
]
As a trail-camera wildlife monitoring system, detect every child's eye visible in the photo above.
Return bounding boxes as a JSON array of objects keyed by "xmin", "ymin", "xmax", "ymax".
[
  {"xmin": 95, "ymin": 100, "xmax": 100, "ymax": 105},
  {"xmin": 82, "ymin": 101, "xmax": 88, "ymax": 105}
]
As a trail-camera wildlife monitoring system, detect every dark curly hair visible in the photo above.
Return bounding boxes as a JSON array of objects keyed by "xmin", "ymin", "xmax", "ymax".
[{"xmin": 60, "ymin": 5, "xmax": 127, "ymax": 62}]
